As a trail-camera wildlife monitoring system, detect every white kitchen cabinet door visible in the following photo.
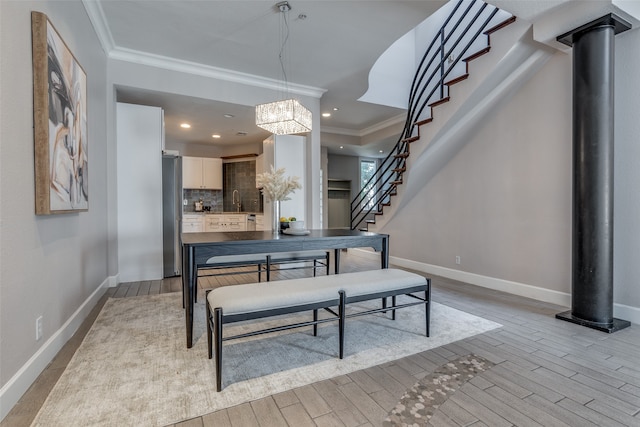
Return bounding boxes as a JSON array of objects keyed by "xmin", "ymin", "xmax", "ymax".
[
  {"xmin": 204, "ymin": 215, "xmax": 224, "ymax": 232},
  {"xmin": 182, "ymin": 157, "xmax": 204, "ymax": 189},
  {"xmin": 203, "ymin": 158, "xmax": 223, "ymax": 189},
  {"xmin": 183, "ymin": 157, "xmax": 222, "ymax": 189}
]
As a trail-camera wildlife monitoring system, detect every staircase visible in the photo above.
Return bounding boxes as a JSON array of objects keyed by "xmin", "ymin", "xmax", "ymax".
[{"xmin": 351, "ymin": 0, "xmax": 530, "ymax": 231}]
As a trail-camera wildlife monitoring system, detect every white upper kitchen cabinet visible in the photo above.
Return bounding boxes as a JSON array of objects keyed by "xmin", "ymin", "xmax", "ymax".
[
  {"xmin": 182, "ymin": 156, "xmax": 222, "ymax": 189},
  {"xmin": 116, "ymin": 103, "xmax": 164, "ymax": 282}
]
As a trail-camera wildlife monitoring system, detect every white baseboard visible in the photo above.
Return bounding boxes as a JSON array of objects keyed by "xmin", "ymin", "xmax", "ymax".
[
  {"xmin": 0, "ymin": 275, "xmax": 115, "ymax": 421},
  {"xmin": 350, "ymin": 249, "xmax": 639, "ymax": 325}
]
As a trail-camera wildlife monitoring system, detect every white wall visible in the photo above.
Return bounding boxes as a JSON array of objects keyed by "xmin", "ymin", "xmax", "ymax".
[
  {"xmin": 381, "ymin": 48, "xmax": 573, "ymax": 296},
  {"xmin": 262, "ymin": 135, "xmax": 307, "ymax": 228},
  {"xmin": 116, "ymin": 103, "xmax": 163, "ymax": 282},
  {"xmin": 614, "ymin": 27, "xmax": 640, "ymax": 314},
  {"xmin": 0, "ymin": 0, "xmax": 110, "ymax": 418}
]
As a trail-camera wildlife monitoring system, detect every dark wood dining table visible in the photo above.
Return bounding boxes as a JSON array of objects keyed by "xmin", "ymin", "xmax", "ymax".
[{"xmin": 181, "ymin": 229, "xmax": 390, "ymax": 348}]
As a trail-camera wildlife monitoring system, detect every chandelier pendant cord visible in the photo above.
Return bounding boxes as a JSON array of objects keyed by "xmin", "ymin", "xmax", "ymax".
[{"xmin": 278, "ymin": 3, "xmax": 291, "ymax": 100}]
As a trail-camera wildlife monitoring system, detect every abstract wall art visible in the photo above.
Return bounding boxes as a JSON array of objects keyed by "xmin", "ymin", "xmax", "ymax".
[{"xmin": 32, "ymin": 11, "xmax": 88, "ymax": 214}]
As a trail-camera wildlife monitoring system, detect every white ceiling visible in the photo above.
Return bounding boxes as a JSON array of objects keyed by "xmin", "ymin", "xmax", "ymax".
[{"xmin": 93, "ymin": 0, "xmax": 448, "ymax": 157}]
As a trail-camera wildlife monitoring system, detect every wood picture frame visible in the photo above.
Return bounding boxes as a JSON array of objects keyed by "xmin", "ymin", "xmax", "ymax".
[{"xmin": 32, "ymin": 11, "xmax": 88, "ymax": 214}]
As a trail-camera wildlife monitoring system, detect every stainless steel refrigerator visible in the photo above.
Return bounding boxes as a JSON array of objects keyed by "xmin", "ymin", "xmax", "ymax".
[{"xmin": 162, "ymin": 155, "xmax": 182, "ymax": 277}]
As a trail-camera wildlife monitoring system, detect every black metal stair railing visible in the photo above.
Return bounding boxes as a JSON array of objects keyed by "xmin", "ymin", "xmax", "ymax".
[{"xmin": 350, "ymin": 0, "xmax": 508, "ymax": 231}]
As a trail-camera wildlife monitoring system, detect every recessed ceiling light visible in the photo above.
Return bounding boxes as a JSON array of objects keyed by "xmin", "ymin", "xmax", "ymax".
[
  {"xmin": 379, "ymin": 150, "xmax": 384, "ymax": 153},
  {"xmin": 322, "ymin": 113, "xmax": 331, "ymax": 117},
  {"xmin": 180, "ymin": 123, "xmax": 191, "ymax": 129},
  {"xmin": 339, "ymin": 146, "xmax": 344, "ymax": 149},
  {"xmin": 333, "ymin": 107, "xmax": 339, "ymax": 111},
  {"xmin": 212, "ymin": 134, "xmax": 221, "ymax": 139},
  {"xmin": 223, "ymin": 114, "xmax": 235, "ymax": 118}
]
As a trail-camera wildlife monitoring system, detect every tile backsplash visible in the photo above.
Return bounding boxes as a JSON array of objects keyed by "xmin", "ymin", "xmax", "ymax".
[
  {"xmin": 223, "ymin": 160, "xmax": 263, "ymax": 213},
  {"xmin": 183, "ymin": 189, "xmax": 223, "ymax": 213},
  {"xmin": 182, "ymin": 160, "xmax": 263, "ymax": 213}
]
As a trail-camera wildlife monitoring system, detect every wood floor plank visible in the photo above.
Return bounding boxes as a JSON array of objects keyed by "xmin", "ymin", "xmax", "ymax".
[
  {"xmin": 313, "ymin": 412, "xmax": 347, "ymax": 427},
  {"xmin": 426, "ymin": 409, "xmax": 460, "ymax": 427},
  {"xmin": 494, "ymin": 362, "xmax": 565, "ymax": 403},
  {"xmin": 173, "ymin": 417, "xmax": 203, "ymax": 427},
  {"xmin": 571, "ymin": 373, "xmax": 640, "ymax": 407},
  {"xmin": 272, "ymin": 390, "xmax": 299, "ymax": 408},
  {"xmin": 226, "ymin": 402, "xmax": 259, "ymax": 427},
  {"xmin": 361, "ymin": 365, "xmax": 407, "ymax": 397},
  {"xmin": 437, "ymin": 399, "xmax": 479, "ymax": 426},
  {"xmin": 557, "ymin": 398, "xmax": 627, "ymax": 427},
  {"xmin": 137, "ymin": 280, "xmax": 151, "ymax": 296},
  {"xmin": 368, "ymin": 388, "xmax": 398, "ymax": 412},
  {"xmin": 484, "ymin": 384, "xmax": 572, "ymax": 427},
  {"xmin": 338, "ymin": 381, "xmax": 387, "ymax": 425},
  {"xmin": 522, "ymin": 394, "xmax": 600, "ymax": 427},
  {"xmin": 460, "ymin": 383, "xmax": 545, "ymax": 427},
  {"xmin": 250, "ymin": 396, "xmax": 288, "ymax": 427},
  {"xmin": 201, "ymin": 409, "xmax": 232, "ymax": 427},
  {"xmin": 294, "ymin": 384, "xmax": 332, "ymax": 418},
  {"xmin": 275, "ymin": 403, "xmax": 313, "ymax": 427},
  {"xmin": 347, "ymin": 370, "xmax": 384, "ymax": 394},
  {"xmin": 449, "ymin": 387, "xmax": 512, "ymax": 427}
]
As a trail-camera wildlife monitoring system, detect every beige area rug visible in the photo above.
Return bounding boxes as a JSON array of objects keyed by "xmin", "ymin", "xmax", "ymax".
[{"xmin": 32, "ymin": 292, "xmax": 501, "ymax": 426}]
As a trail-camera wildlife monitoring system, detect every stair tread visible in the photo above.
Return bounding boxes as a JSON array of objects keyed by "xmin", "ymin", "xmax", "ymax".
[
  {"xmin": 463, "ymin": 46, "xmax": 490, "ymax": 62},
  {"xmin": 415, "ymin": 118, "xmax": 432, "ymax": 126},
  {"xmin": 428, "ymin": 97, "xmax": 450, "ymax": 108},
  {"xmin": 445, "ymin": 74, "xmax": 469, "ymax": 86},
  {"xmin": 485, "ymin": 16, "xmax": 516, "ymax": 35}
]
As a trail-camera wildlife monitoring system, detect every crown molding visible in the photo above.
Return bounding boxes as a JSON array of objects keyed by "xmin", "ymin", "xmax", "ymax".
[
  {"xmin": 361, "ymin": 113, "xmax": 406, "ymax": 135},
  {"xmin": 321, "ymin": 126, "xmax": 362, "ymax": 137},
  {"xmin": 108, "ymin": 47, "xmax": 326, "ymax": 98},
  {"xmin": 322, "ymin": 113, "xmax": 405, "ymax": 137},
  {"xmin": 82, "ymin": 0, "xmax": 115, "ymax": 54}
]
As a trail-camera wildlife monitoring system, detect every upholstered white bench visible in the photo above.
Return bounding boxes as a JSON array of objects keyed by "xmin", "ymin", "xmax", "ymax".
[
  {"xmin": 200, "ymin": 250, "xmax": 330, "ymax": 282},
  {"xmin": 206, "ymin": 268, "xmax": 430, "ymax": 391}
]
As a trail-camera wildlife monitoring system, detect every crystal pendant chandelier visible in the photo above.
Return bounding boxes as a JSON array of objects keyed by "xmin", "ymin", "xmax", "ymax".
[{"xmin": 256, "ymin": 1, "xmax": 312, "ymax": 135}]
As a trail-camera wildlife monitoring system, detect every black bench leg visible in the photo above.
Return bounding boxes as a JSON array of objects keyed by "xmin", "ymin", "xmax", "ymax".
[
  {"xmin": 392, "ymin": 295, "xmax": 396, "ymax": 321},
  {"xmin": 266, "ymin": 255, "xmax": 272, "ymax": 282},
  {"xmin": 313, "ymin": 259, "xmax": 317, "ymax": 277},
  {"xmin": 214, "ymin": 307, "xmax": 223, "ymax": 391},
  {"xmin": 258, "ymin": 263, "xmax": 262, "ymax": 282},
  {"xmin": 325, "ymin": 252, "xmax": 330, "ymax": 276},
  {"xmin": 339, "ymin": 291, "xmax": 346, "ymax": 359},
  {"xmin": 381, "ymin": 297, "xmax": 387, "ymax": 314},
  {"xmin": 206, "ymin": 291, "xmax": 213, "ymax": 359},
  {"xmin": 313, "ymin": 309, "xmax": 318, "ymax": 336}
]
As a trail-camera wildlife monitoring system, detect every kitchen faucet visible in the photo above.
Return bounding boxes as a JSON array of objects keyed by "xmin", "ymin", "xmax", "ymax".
[{"xmin": 232, "ymin": 189, "xmax": 241, "ymax": 212}]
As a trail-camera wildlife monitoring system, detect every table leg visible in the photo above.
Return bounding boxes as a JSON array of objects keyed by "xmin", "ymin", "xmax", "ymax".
[{"xmin": 334, "ymin": 248, "xmax": 341, "ymax": 274}]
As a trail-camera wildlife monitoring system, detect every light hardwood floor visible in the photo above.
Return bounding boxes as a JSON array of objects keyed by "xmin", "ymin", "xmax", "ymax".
[{"xmin": 3, "ymin": 251, "xmax": 639, "ymax": 426}]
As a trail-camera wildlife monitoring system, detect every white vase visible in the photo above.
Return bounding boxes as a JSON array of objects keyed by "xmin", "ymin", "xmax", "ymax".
[{"xmin": 272, "ymin": 200, "xmax": 280, "ymax": 235}]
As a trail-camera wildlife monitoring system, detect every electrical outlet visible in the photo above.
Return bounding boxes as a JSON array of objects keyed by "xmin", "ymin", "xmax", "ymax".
[
  {"xmin": 455, "ymin": 256, "xmax": 461, "ymax": 265},
  {"xmin": 36, "ymin": 316, "xmax": 43, "ymax": 341}
]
